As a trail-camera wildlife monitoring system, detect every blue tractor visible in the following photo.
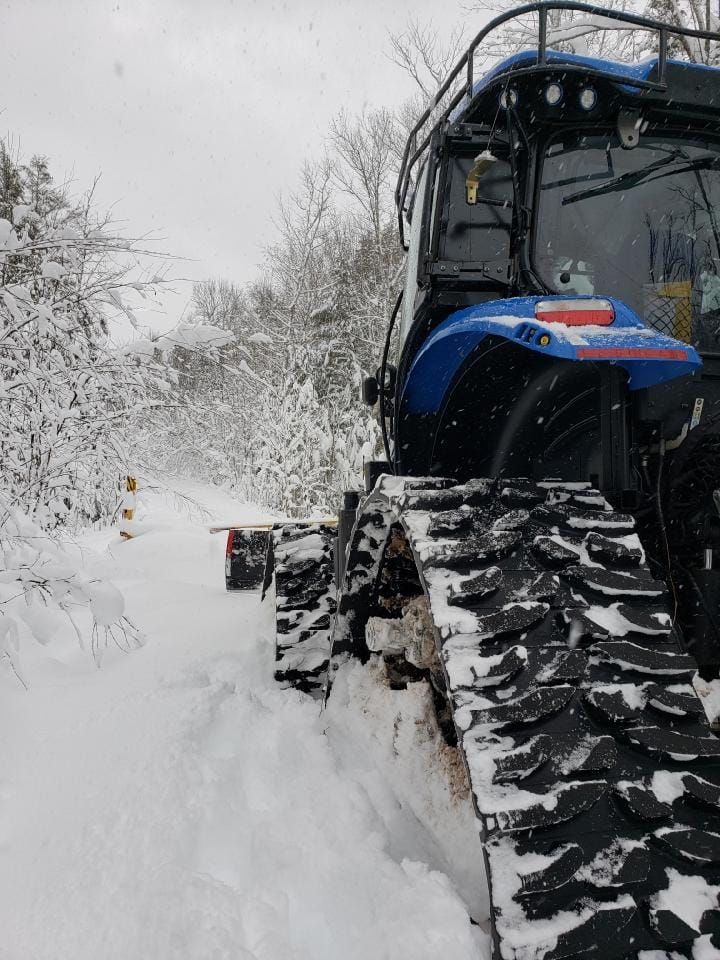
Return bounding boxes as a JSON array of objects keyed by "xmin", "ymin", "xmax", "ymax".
[{"xmin": 264, "ymin": 4, "xmax": 720, "ymax": 957}]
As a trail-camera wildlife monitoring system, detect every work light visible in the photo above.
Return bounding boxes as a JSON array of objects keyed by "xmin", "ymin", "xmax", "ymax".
[
  {"xmin": 544, "ymin": 82, "xmax": 563, "ymax": 106},
  {"xmin": 579, "ymin": 87, "xmax": 598, "ymax": 111}
]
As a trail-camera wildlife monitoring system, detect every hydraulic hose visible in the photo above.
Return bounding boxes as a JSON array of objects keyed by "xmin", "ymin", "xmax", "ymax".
[
  {"xmin": 379, "ymin": 289, "xmax": 403, "ymax": 470},
  {"xmin": 655, "ymin": 437, "xmax": 679, "ymax": 624}
]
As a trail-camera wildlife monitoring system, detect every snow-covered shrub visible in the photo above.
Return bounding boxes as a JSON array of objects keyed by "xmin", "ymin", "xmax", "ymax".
[{"xmin": 0, "ymin": 494, "xmax": 143, "ymax": 684}]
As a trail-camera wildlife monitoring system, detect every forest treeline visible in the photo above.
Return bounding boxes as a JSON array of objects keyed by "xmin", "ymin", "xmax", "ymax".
[{"xmin": 151, "ymin": 117, "xmax": 407, "ymax": 517}]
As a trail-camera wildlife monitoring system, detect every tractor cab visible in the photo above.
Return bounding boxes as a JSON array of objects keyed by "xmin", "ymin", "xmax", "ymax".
[{"xmin": 384, "ymin": 5, "xmax": 720, "ymax": 496}]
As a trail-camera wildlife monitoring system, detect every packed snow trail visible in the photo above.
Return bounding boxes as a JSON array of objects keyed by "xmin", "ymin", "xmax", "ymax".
[{"xmin": 0, "ymin": 481, "xmax": 487, "ymax": 960}]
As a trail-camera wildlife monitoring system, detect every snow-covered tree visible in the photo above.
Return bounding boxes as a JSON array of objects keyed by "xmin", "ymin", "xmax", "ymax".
[
  {"xmin": 150, "ymin": 146, "xmax": 393, "ymax": 516},
  {"xmin": 0, "ymin": 144, "xmax": 232, "ymax": 529},
  {"xmin": 0, "ymin": 143, "xmax": 233, "ymax": 674},
  {"xmin": 473, "ymin": 1, "xmax": 719, "ymax": 65}
]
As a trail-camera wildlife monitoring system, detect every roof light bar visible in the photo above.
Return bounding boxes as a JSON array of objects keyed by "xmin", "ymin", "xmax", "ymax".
[{"xmin": 535, "ymin": 299, "xmax": 615, "ymax": 326}]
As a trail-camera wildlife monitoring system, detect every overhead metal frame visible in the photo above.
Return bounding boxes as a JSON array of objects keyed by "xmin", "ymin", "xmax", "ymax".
[{"xmin": 395, "ymin": 0, "xmax": 720, "ymax": 248}]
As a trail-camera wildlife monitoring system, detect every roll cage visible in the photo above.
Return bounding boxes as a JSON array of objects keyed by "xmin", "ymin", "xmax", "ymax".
[{"xmin": 396, "ymin": 0, "xmax": 720, "ymax": 249}]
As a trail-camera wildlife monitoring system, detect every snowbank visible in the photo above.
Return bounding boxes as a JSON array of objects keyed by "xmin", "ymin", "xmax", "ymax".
[{"xmin": 0, "ymin": 482, "xmax": 486, "ymax": 960}]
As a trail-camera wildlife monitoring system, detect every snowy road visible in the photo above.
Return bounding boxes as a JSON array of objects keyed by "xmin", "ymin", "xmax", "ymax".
[{"xmin": 0, "ymin": 482, "xmax": 487, "ymax": 960}]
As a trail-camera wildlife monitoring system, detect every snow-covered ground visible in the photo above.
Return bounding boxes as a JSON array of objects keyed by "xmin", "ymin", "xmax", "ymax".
[{"xmin": 0, "ymin": 480, "xmax": 488, "ymax": 960}]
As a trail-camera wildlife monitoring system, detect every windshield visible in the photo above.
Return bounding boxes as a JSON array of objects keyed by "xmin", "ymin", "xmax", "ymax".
[{"xmin": 536, "ymin": 132, "xmax": 720, "ymax": 352}]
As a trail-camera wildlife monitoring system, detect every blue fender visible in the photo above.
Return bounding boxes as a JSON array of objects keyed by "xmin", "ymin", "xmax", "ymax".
[{"xmin": 400, "ymin": 296, "xmax": 701, "ymax": 416}]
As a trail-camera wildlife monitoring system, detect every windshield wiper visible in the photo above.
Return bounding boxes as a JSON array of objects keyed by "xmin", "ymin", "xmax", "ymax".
[{"xmin": 562, "ymin": 152, "xmax": 720, "ymax": 205}]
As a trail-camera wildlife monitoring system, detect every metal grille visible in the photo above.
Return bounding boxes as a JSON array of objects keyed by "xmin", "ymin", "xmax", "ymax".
[{"xmin": 643, "ymin": 281, "xmax": 692, "ymax": 342}]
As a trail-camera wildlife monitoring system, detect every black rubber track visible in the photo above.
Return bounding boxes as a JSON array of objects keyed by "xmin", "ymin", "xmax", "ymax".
[
  {"xmin": 329, "ymin": 477, "xmax": 720, "ymax": 960},
  {"xmin": 266, "ymin": 522, "xmax": 336, "ymax": 696},
  {"xmin": 225, "ymin": 528, "xmax": 269, "ymax": 589}
]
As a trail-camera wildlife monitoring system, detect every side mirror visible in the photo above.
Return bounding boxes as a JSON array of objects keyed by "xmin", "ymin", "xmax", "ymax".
[
  {"xmin": 375, "ymin": 363, "xmax": 397, "ymax": 395},
  {"xmin": 362, "ymin": 376, "xmax": 379, "ymax": 406}
]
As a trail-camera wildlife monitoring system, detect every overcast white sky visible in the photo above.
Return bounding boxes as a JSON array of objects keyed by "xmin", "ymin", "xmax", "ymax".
[{"xmin": 1, "ymin": 0, "xmax": 471, "ymax": 328}]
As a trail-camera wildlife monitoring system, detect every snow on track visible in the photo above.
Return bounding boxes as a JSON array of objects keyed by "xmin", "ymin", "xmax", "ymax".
[{"xmin": 0, "ymin": 482, "xmax": 485, "ymax": 960}]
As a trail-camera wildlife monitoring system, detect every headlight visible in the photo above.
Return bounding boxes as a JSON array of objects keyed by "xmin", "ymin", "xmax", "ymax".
[{"xmin": 499, "ymin": 88, "xmax": 518, "ymax": 109}]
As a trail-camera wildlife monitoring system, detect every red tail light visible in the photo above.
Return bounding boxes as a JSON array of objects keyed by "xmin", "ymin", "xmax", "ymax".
[
  {"xmin": 226, "ymin": 530, "xmax": 235, "ymax": 556},
  {"xmin": 535, "ymin": 298, "xmax": 614, "ymax": 326}
]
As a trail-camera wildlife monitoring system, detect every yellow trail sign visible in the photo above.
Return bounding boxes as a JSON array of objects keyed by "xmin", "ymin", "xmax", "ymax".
[{"xmin": 120, "ymin": 475, "xmax": 137, "ymax": 540}]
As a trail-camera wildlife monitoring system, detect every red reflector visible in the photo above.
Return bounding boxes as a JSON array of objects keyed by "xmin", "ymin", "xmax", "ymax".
[
  {"xmin": 576, "ymin": 347, "xmax": 689, "ymax": 361},
  {"xmin": 536, "ymin": 298, "xmax": 614, "ymax": 326},
  {"xmin": 226, "ymin": 530, "xmax": 235, "ymax": 555}
]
